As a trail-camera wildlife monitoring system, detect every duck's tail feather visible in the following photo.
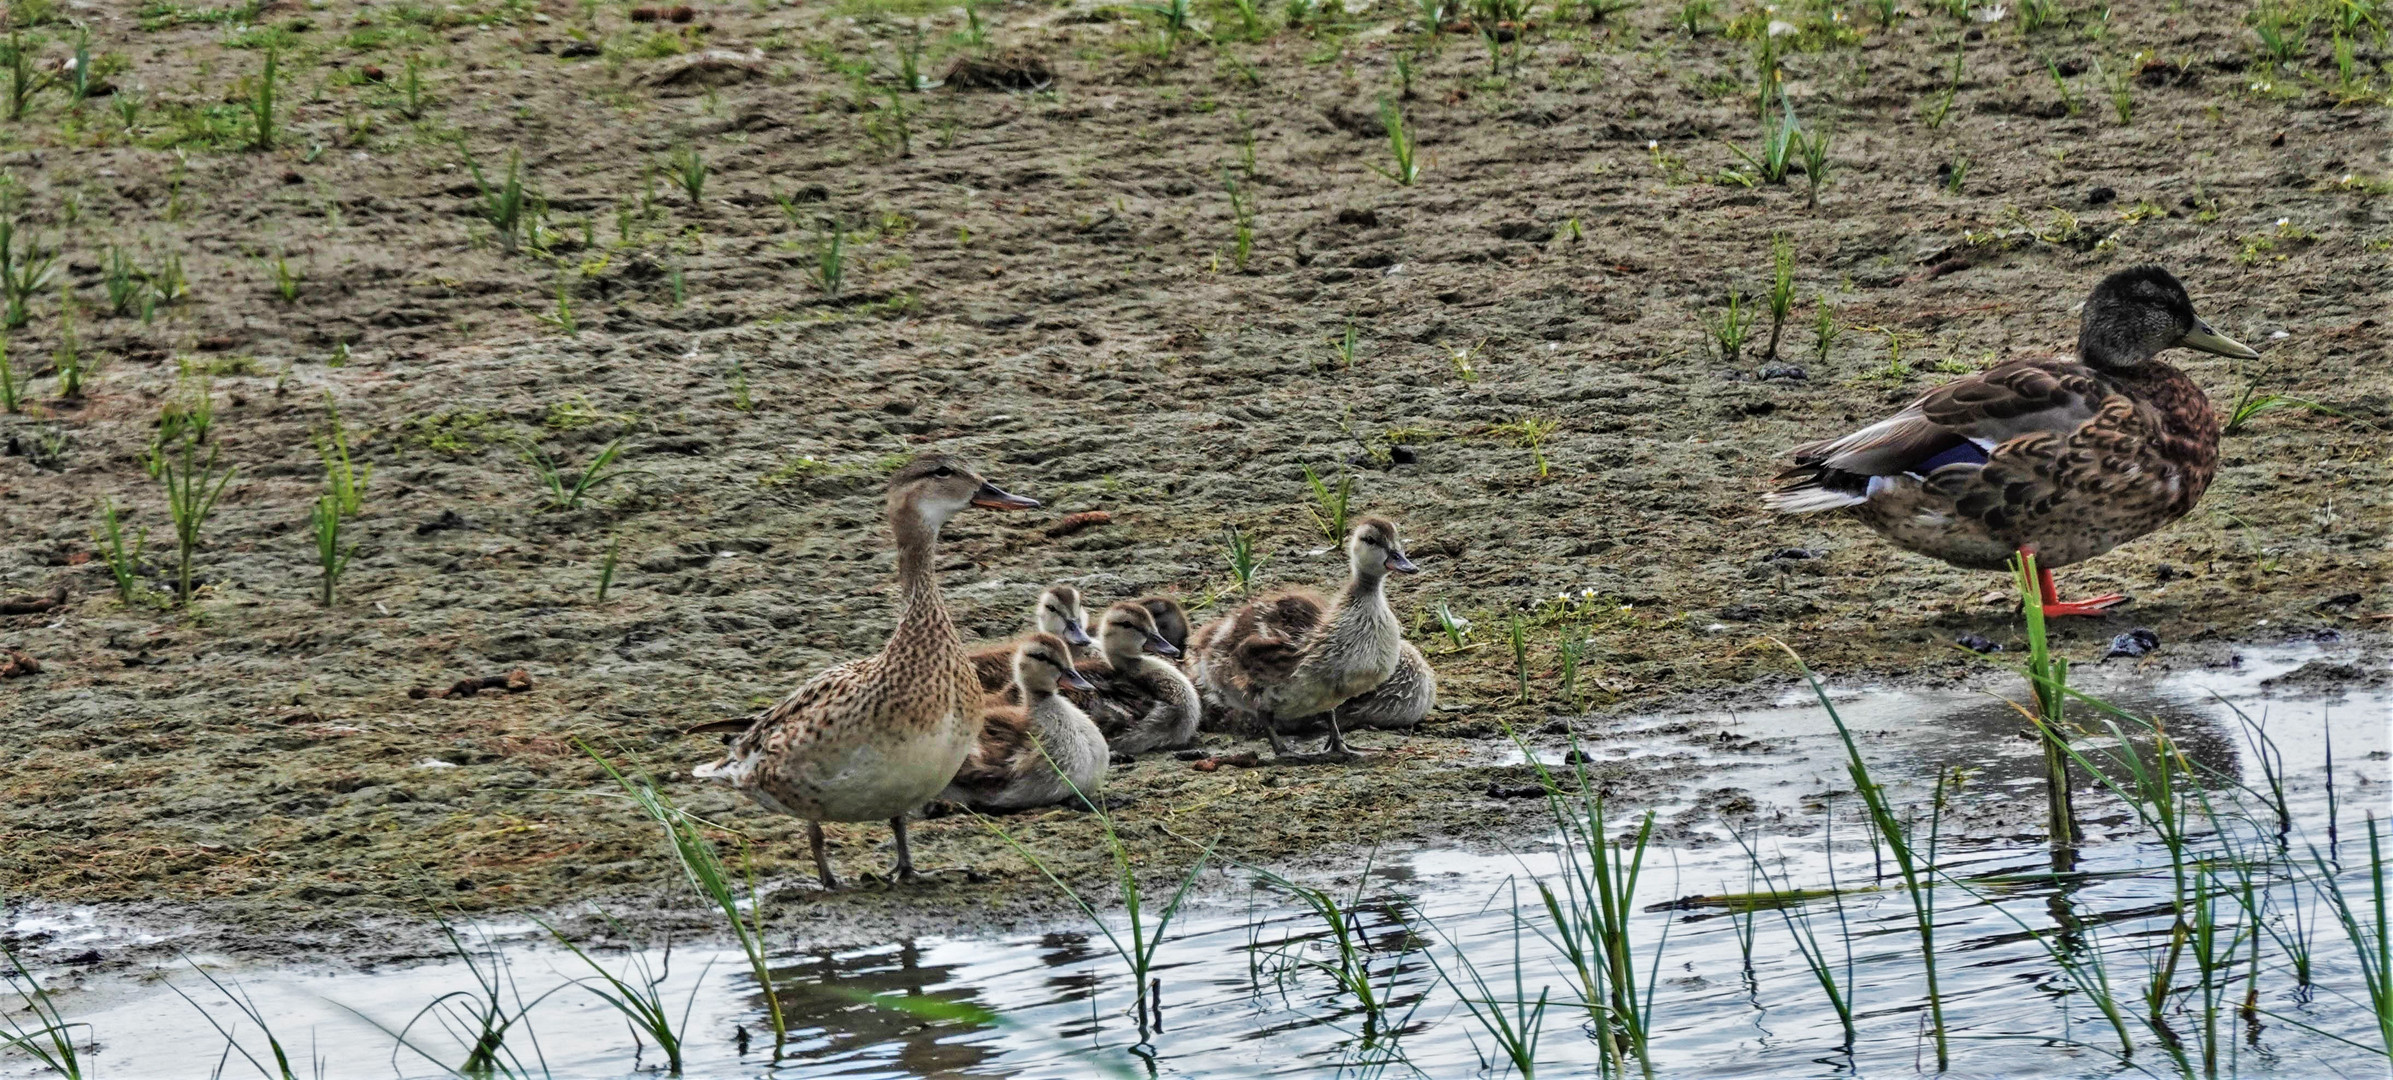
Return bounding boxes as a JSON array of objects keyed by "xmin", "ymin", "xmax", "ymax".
[
  {"xmin": 691, "ymin": 756, "xmax": 740, "ymax": 781},
  {"xmin": 1766, "ymin": 461, "xmax": 1875, "ymax": 514},
  {"xmin": 1763, "ymin": 485, "xmax": 1870, "ymax": 513},
  {"xmin": 683, "ymin": 717, "xmax": 754, "ymax": 735}
]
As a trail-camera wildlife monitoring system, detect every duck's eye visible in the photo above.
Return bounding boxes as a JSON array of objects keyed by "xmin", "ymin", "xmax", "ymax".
[{"xmin": 933, "ymin": 466, "xmax": 954, "ymax": 478}]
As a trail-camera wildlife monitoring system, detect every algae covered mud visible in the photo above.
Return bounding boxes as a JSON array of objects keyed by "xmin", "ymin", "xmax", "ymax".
[
  {"xmin": 0, "ymin": 0, "xmax": 2389, "ymax": 1070},
  {"xmin": 5, "ymin": 644, "xmax": 2386, "ymax": 1077}
]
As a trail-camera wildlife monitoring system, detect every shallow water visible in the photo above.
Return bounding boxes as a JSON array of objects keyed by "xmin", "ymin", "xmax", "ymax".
[{"xmin": 7, "ymin": 644, "xmax": 2387, "ymax": 1079}]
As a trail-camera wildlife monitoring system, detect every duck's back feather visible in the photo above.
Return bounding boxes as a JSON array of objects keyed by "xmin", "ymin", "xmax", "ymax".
[
  {"xmin": 967, "ymin": 645, "xmax": 1016, "ymax": 694},
  {"xmin": 1770, "ymin": 360, "xmax": 2111, "ymax": 510},
  {"xmin": 947, "ymin": 702, "xmax": 1036, "ymax": 792}
]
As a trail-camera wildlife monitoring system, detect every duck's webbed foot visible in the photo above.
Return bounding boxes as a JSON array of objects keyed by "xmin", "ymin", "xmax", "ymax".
[
  {"xmin": 2040, "ymin": 593, "xmax": 2128, "ymax": 617},
  {"xmin": 2023, "ymin": 555, "xmax": 2129, "ymax": 618},
  {"xmin": 1316, "ymin": 707, "xmax": 1363, "ymax": 763},
  {"xmin": 1262, "ymin": 715, "xmax": 1295, "ymax": 757}
]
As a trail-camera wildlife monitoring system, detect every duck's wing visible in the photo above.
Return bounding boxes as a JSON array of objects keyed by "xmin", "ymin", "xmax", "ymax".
[
  {"xmin": 1194, "ymin": 591, "xmax": 1326, "ymax": 696},
  {"xmin": 1076, "ymin": 657, "xmax": 1175, "ymax": 737},
  {"xmin": 737, "ymin": 656, "xmax": 880, "ymax": 747},
  {"xmin": 966, "ymin": 640, "xmax": 1019, "ymax": 694},
  {"xmin": 949, "ymin": 704, "xmax": 1036, "ymax": 791},
  {"xmin": 1767, "ymin": 361, "xmax": 2112, "ymax": 512},
  {"xmin": 1947, "ymin": 396, "xmax": 2150, "ymax": 532},
  {"xmin": 692, "ymin": 657, "xmax": 873, "ymax": 777}
]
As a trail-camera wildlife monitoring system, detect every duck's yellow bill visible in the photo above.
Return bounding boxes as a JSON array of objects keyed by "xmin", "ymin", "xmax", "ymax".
[{"xmin": 2183, "ymin": 320, "xmax": 2261, "ymax": 360}]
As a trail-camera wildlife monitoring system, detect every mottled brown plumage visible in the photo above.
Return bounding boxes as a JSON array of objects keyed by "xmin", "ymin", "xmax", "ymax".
[
  {"xmin": 967, "ymin": 584, "xmax": 1092, "ymax": 693},
  {"xmin": 691, "ymin": 454, "xmax": 1039, "ymax": 888},
  {"xmin": 941, "ymin": 633, "xmax": 1107, "ymax": 812},
  {"xmin": 1766, "ymin": 266, "xmax": 2257, "ymax": 608},
  {"xmin": 1187, "ymin": 517, "xmax": 1430, "ymax": 757}
]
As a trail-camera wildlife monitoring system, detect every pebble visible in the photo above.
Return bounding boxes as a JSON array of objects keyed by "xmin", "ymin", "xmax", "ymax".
[{"xmin": 2105, "ymin": 628, "xmax": 2161, "ymax": 659}]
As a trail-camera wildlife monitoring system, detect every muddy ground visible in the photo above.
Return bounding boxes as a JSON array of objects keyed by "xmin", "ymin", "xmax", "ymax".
[{"xmin": 0, "ymin": 0, "xmax": 2386, "ymax": 965}]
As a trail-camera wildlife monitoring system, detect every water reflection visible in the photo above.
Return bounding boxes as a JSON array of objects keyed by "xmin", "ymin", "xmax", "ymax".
[{"xmin": 9, "ymin": 646, "xmax": 2382, "ymax": 1080}]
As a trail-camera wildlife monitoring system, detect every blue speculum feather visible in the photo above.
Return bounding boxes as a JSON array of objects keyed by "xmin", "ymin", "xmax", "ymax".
[{"xmin": 1911, "ymin": 439, "xmax": 1989, "ymax": 475}]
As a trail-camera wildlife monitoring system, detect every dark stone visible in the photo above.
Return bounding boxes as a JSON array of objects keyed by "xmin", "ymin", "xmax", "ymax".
[
  {"xmin": 1388, "ymin": 444, "xmax": 1419, "ymax": 465},
  {"xmin": 1956, "ymin": 633, "xmax": 2001, "ymax": 654},
  {"xmin": 1758, "ymin": 362, "xmax": 1808, "ymax": 381},
  {"xmin": 1486, "ymin": 782, "xmax": 1551, "ymax": 799},
  {"xmin": 2105, "ymin": 628, "xmax": 2161, "ymax": 659},
  {"xmin": 415, "ymin": 509, "xmax": 467, "ymax": 535},
  {"xmin": 2315, "ymin": 592, "xmax": 2363, "ymax": 611},
  {"xmin": 2085, "ymin": 185, "xmax": 2116, "ymax": 205},
  {"xmin": 1763, "ymin": 547, "xmax": 1824, "ymax": 562}
]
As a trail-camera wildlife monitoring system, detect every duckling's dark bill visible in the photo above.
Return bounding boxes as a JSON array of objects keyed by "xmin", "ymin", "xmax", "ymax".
[
  {"xmin": 1386, "ymin": 552, "xmax": 1421, "ymax": 574},
  {"xmin": 970, "ymin": 483, "xmax": 1040, "ymax": 510}
]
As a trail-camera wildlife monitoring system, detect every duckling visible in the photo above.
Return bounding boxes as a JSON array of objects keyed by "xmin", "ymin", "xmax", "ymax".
[
  {"xmin": 968, "ymin": 584, "xmax": 1094, "ymax": 693},
  {"xmin": 691, "ymin": 454, "xmax": 1041, "ymax": 889},
  {"xmin": 1071, "ymin": 602, "xmax": 1202, "ymax": 756},
  {"xmin": 1766, "ymin": 266, "xmax": 2258, "ymax": 616},
  {"xmin": 1135, "ymin": 596, "xmax": 1191, "ymax": 655},
  {"xmin": 940, "ymin": 634, "xmax": 1107, "ymax": 812},
  {"xmin": 1187, "ymin": 517, "xmax": 1422, "ymax": 757}
]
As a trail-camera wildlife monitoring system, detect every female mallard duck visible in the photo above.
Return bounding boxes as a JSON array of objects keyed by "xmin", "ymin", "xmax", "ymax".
[
  {"xmin": 1069, "ymin": 602, "xmax": 1202, "ymax": 756},
  {"xmin": 1765, "ymin": 266, "xmax": 2258, "ymax": 615},
  {"xmin": 969, "ymin": 584, "xmax": 1094, "ymax": 693},
  {"xmin": 1187, "ymin": 517, "xmax": 1422, "ymax": 757},
  {"xmin": 691, "ymin": 454, "xmax": 1040, "ymax": 888},
  {"xmin": 940, "ymin": 634, "xmax": 1106, "ymax": 812}
]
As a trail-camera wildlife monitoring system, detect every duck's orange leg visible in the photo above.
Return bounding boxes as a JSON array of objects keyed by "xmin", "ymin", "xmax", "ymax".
[{"xmin": 2022, "ymin": 548, "xmax": 2127, "ymax": 617}]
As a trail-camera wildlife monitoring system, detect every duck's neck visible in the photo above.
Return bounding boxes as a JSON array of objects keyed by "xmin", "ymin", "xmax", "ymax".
[
  {"xmin": 889, "ymin": 502, "xmax": 959, "ymax": 654},
  {"xmin": 1333, "ymin": 567, "xmax": 1393, "ymax": 624}
]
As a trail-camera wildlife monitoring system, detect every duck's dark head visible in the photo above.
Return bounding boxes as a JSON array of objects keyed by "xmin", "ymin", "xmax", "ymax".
[{"xmin": 2078, "ymin": 266, "xmax": 2259, "ymax": 371}]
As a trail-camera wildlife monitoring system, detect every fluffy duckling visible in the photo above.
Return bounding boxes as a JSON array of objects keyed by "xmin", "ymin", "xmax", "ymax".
[
  {"xmin": 1071, "ymin": 602, "xmax": 1202, "ymax": 756},
  {"xmin": 969, "ymin": 584, "xmax": 1094, "ymax": 693},
  {"xmin": 940, "ymin": 634, "xmax": 1106, "ymax": 812},
  {"xmin": 1767, "ymin": 266, "xmax": 2258, "ymax": 615},
  {"xmin": 1187, "ymin": 517, "xmax": 1422, "ymax": 757},
  {"xmin": 691, "ymin": 455, "xmax": 1040, "ymax": 889}
]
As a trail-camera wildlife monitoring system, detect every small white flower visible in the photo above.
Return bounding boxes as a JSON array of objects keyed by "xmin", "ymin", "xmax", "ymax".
[
  {"xmin": 1647, "ymin": 139, "xmax": 1659, "ymax": 150},
  {"xmin": 2276, "ymin": 217, "xmax": 2290, "ymax": 226}
]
